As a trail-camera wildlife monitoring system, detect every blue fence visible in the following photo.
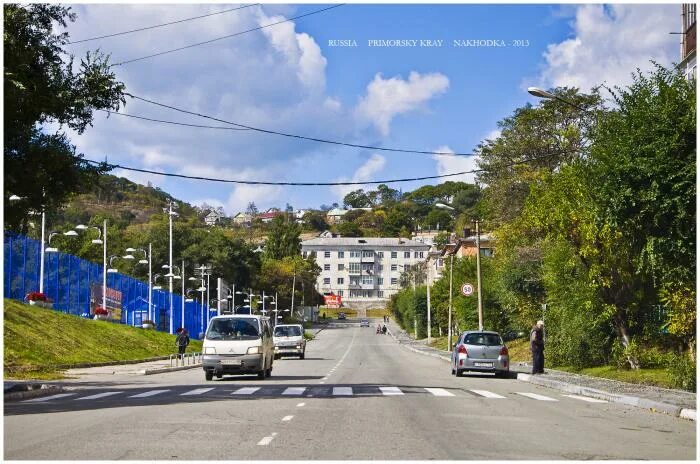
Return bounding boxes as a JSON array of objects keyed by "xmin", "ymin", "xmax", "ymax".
[{"xmin": 4, "ymin": 232, "xmax": 210, "ymax": 339}]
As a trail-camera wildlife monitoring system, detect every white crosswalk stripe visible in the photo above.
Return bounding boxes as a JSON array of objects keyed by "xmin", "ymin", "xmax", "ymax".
[
  {"xmin": 23, "ymin": 393, "xmax": 75, "ymax": 403},
  {"xmin": 470, "ymin": 389, "xmax": 506, "ymax": 399},
  {"xmin": 425, "ymin": 388, "xmax": 455, "ymax": 397},
  {"xmin": 332, "ymin": 387, "xmax": 353, "ymax": 396},
  {"xmin": 516, "ymin": 392, "xmax": 558, "ymax": 401},
  {"xmin": 232, "ymin": 387, "xmax": 260, "ymax": 395},
  {"xmin": 75, "ymin": 391, "xmax": 122, "ymax": 400},
  {"xmin": 282, "ymin": 387, "xmax": 306, "ymax": 396},
  {"xmin": 181, "ymin": 388, "xmax": 215, "ymax": 396},
  {"xmin": 562, "ymin": 394, "xmax": 608, "ymax": 403},
  {"xmin": 380, "ymin": 386, "xmax": 404, "ymax": 396},
  {"xmin": 129, "ymin": 389, "xmax": 170, "ymax": 398}
]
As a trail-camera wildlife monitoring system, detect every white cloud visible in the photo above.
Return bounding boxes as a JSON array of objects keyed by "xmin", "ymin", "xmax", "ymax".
[
  {"xmin": 331, "ymin": 154, "xmax": 387, "ymax": 200},
  {"xmin": 433, "ymin": 145, "xmax": 478, "ymax": 184},
  {"xmin": 355, "ymin": 71, "xmax": 449, "ymax": 136},
  {"xmin": 535, "ymin": 4, "xmax": 678, "ymax": 91}
]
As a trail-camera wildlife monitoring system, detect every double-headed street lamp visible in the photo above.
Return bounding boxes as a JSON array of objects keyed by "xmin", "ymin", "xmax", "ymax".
[
  {"xmin": 164, "ymin": 201, "xmax": 178, "ymax": 334},
  {"xmin": 125, "ymin": 245, "xmax": 152, "ymax": 320},
  {"xmin": 527, "ymin": 87, "xmax": 587, "ymax": 111}
]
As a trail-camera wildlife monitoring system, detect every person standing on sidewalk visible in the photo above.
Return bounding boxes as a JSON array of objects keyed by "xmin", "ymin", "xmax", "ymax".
[
  {"xmin": 176, "ymin": 328, "xmax": 190, "ymax": 358},
  {"xmin": 530, "ymin": 321, "xmax": 545, "ymax": 374}
]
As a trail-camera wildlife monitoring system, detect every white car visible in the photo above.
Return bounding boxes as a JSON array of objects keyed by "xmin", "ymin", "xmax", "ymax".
[
  {"xmin": 273, "ymin": 324, "xmax": 306, "ymax": 359},
  {"xmin": 202, "ymin": 315, "xmax": 274, "ymax": 380}
]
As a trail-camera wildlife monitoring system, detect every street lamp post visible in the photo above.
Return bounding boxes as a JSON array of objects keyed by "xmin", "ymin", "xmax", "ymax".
[
  {"xmin": 124, "ymin": 245, "xmax": 151, "ymax": 324},
  {"xmin": 102, "ymin": 220, "xmax": 107, "ymax": 312},
  {"xmin": 448, "ymin": 252, "xmax": 454, "ymax": 352},
  {"xmin": 474, "ymin": 219, "xmax": 483, "ymax": 331}
]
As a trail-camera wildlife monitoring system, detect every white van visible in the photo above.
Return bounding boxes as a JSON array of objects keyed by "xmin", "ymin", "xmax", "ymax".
[
  {"xmin": 273, "ymin": 324, "xmax": 306, "ymax": 359},
  {"xmin": 202, "ymin": 315, "xmax": 274, "ymax": 381}
]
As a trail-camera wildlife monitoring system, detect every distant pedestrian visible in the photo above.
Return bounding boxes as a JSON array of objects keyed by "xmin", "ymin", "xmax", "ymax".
[
  {"xmin": 382, "ymin": 324, "xmax": 387, "ymax": 335},
  {"xmin": 530, "ymin": 321, "xmax": 545, "ymax": 374},
  {"xmin": 176, "ymin": 328, "xmax": 190, "ymax": 357}
]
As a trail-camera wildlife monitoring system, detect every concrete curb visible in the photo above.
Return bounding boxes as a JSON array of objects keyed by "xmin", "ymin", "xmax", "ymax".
[
  {"xmin": 516, "ymin": 373, "xmax": 696, "ymax": 421},
  {"xmin": 142, "ymin": 363, "xmax": 202, "ymax": 375},
  {"xmin": 4, "ymin": 385, "xmax": 64, "ymax": 401},
  {"xmin": 387, "ymin": 328, "xmax": 451, "ymax": 362}
]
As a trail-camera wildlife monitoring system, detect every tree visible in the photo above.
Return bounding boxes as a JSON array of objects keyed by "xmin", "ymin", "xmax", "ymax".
[
  {"xmin": 381, "ymin": 208, "xmax": 412, "ymax": 237},
  {"xmin": 4, "ymin": 4, "xmax": 126, "ymax": 231},
  {"xmin": 303, "ymin": 211, "xmax": 329, "ymax": 231},
  {"xmin": 246, "ymin": 202, "xmax": 259, "ymax": 216},
  {"xmin": 336, "ymin": 221, "xmax": 363, "ymax": 237},
  {"xmin": 264, "ymin": 215, "xmax": 302, "ymax": 260},
  {"xmin": 343, "ymin": 189, "xmax": 371, "ymax": 208}
]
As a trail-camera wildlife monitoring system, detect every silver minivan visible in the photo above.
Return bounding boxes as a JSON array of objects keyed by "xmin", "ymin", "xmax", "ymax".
[
  {"xmin": 451, "ymin": 331, "xmax": 510, "ymax": 378},
  {"xmin": 202, "ymin": 315, "xmax": 274, "ymax": 380}
]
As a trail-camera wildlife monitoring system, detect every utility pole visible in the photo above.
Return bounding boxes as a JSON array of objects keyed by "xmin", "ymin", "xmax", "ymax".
[
  {"xmin": 448, "ymin": 253, "xmax": 454, "ymax": 351},
  {"xmin": 427, "ymin": 261, "xmax": 432, "ymax": 344},
  {"xmin": 475, "ymin": 219, "xmax": 483, "ymax": 331},
  {"xmin": 168, "ymin": 201, "xmax": 174, "ymax": 335}
]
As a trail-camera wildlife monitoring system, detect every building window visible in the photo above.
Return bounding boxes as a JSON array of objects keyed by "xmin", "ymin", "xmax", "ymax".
[
  {"xmin": 350, "ymin": 276, "xmax": 361, "ymax": 285},
  {"xmin": 348, "ymin": 262, "xmax": 361, "ymax": 273},
  {"xmin": 302, "ymin": 251, "xmax": 308, "ymax": 258},
  {"xmin": 404, "ymin": 251, "xmax": 410, "ymax": 258},
  {"xmin": 419, "ymin": 251, "xmax": 424, "ymax": 258},
  {"xmin": 324, "ymin": 251, "xmax": 331, "ymax": 258},
  {"xmin": 378, "ymin": 290, "xmax": 384, "ymax": 298},
  {"xmin": 377, "ymin": 251, "xmax": 384, "ymax": 258},
  {"xmin": 437, "ymin": 258, "xmax": 444, "ymax": 267},
  {"xmin": 391, "ymin": 278, "xmax": 398, "ymax": 285},
  {"xmin": 378, "ymin": 277, "xmax": 384, "ymax": 285},
  {"xmin": 361, "ymin": 275, "xmax": 373, "ymax": 285},
  {"xmin": 362, "ymin": 250, "xmax": 374, "ymax": 257},
  {"xmin": 350, "ymin": 250, "xmax": 361, "ymax": 258},
  {"xmin": 391, "ymin": 264, "xmax": 397, "ymax": 271},
  {"xmin": 338, "ymin": 263, "xmax": 345, "ymax": 271},
  {"xmin": 378, "ymin": 264, "xmax": 384, "ymax": 271},
  {"xmin": 338, "ymin": 251, "xmax": 344, "ymax": 258},
  {"xmin": 324, "ymin": 264, "xmax": 330, "ymax": 270},
  {"xmin": 391, "ymin": 251, "xmax": 397, "ymax": 259},
  {"xmin": 337, "ymin": 277, "xmax": 344, "ymax": 285},
  {"xmin": 338, "ymin": 290, "xmax": 344, "ymax": 297},
  {"xmin": 323, "ymin": 278, "xmax": 330, "ymax": 284}
]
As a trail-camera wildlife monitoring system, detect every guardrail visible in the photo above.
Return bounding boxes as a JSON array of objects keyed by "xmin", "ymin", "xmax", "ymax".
[{"xmin": 169, "ymin": 352, "xmax": 202, "ymax": 367}]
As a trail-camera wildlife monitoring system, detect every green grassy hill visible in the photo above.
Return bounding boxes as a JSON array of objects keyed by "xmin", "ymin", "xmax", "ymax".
[{"xmin": 4, "ymin": 299, "xmax": 202, "ymax": 379}]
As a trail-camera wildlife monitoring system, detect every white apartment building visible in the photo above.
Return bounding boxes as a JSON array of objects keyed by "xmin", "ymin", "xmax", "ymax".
[{"xmin": 301, "ymin": 237, "xmax": 431, "ymax": 304}]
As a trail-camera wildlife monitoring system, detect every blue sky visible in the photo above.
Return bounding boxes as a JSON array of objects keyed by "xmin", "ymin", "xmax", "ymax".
[{"xmin": 60, "ymin": 3, "xmax": 681, "ymax": 214}]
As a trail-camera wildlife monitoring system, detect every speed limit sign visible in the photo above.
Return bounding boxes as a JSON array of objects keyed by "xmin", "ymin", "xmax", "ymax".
[{"xmin": 461, "ymin": 283, "xmax": 474, "ymax": 296}]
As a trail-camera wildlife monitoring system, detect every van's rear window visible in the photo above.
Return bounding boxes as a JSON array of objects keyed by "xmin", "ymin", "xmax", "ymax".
[{"xmin": 206, "ymin": 319, "xmax": 260, "ymax": 340}]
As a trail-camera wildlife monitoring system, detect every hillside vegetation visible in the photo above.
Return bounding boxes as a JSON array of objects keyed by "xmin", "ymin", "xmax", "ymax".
[{"xmin": 4, "ymin": 299, "xmax": 202, "ymax": 379}]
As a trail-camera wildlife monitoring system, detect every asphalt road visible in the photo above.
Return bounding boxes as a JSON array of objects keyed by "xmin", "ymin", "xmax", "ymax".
[{"xmin": 4, "ymin": 320, "xmax": 697, "ymax": 460}]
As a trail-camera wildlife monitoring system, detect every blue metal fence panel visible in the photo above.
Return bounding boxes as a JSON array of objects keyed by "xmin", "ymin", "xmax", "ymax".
[{"xmin": 3, "ymin": 232, "xmax": 207, "ymax": 339}]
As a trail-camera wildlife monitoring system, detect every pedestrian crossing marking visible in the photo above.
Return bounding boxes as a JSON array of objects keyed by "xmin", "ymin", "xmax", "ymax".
[
  {"xmin": 129, "ymin": 389, "xmax": 170, "ymax": 398},
  {"xmin": 333, "ymin": 387, "xmax": 353, "ymax": 396},
  {"xmin": 76, "ymin": 391, "xmax": 122, "ymax": 400},
  {"xmin": 425, "ymin": 388, "xmax": 455, "ymax": 397},
  {"xmin": 282, "ymin": 387, "xmax": 306, "ymax": 395},
  {"xmin": 516, "ymin": 392, "xmax": 558, "ymax": 401},
  {"xmin": 562, "ymin": 394, "xmax": 607, "ymax": 403},
  {"xmin": 380, "ymin": 386, "xmax": 404, "ymax": 396},
  {"xmin": 233, "ymin": 387, "xmax": 260, "ymax": 395},
  {"xmin": 470, "ymin": 390, "xmax": 506, "ymax": 399},
  {"xmin": 181, "ymin": 388, "xmax": 215, "ymax": 396},
  {"xmin": 23, "ymin": 393, "xmax": 75, "ymax": 403}
]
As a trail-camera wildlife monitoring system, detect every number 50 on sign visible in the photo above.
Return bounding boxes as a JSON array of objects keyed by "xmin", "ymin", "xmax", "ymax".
[{"xmin": 461, "ymin": 283, "xmax": 474, "ymax": 296}]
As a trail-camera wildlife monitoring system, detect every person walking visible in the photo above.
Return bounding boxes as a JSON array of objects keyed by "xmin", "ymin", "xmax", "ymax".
[
  {"xmin": 176, "ymin": 327, "xmax": 190, "ymax": 358},
  {"xmin": 530, "ymin": 320, "xmax": 545, "ymax": 374}
]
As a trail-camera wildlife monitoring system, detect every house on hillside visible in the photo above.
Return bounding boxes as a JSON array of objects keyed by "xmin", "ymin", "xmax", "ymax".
[
  {"xmin": 204, "ymin": 210, "xmax": 223, "ymax": 226},
  {"xmin": 232, "ymin": 212, "xmax": 252, "ymax": 226},
  {"xmin": 441, "ymin": 233, "xmax": 495, "ymax": 259},
  {"xmin": 258, "ymin": 208, "xmax": 284, "ymax": 223},
  {"xmin": 294, "ymin": 210, "xmax": 308, "ymax": 223},
  {"xmin": 326, "ymin": 207, "xmax": 348, "ymax": 224}
]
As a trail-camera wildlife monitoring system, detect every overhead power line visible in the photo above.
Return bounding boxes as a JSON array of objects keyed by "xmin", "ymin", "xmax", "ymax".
[
  {"xmin": 68, "ymin": 4, "xmax": 260, "ymax": 44},
  {"xmin": 83, "ymin": 152, "xmax": 564, "ymax": 186},
  {"xmin": 113, "ymin": 4, "xmax": 344, "ymax": 66},
  {"xmin": 101, "ymin": 110, "xmax": 250, "ymax": 130},
  {"xmin": 126, "ymin": 93, "xmax": 476, "ymax": 157}
]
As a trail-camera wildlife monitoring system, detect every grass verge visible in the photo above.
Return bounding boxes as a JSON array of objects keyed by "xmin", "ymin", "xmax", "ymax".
[
  {"xmin": 555, "ymin": 365, "xmax": 675, "ymax": 389},
  {"xmin": 318, "ymin": 307, "xmax": 357, "ymax": 318},
  {"xmin": 4, "ymin": 299, "xmax": 202, "ymax": 379},
  {"xmin": 366, "ymin": 308, "xmax": 390, "ymax": 318}
]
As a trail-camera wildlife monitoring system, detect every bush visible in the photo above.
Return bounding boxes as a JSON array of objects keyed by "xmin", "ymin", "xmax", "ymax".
[{"xmin": 667, "ymin": 353, "xmax": 696, "ymax": 392}]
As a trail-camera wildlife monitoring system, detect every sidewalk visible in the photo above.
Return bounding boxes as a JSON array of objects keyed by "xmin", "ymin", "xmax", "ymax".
[{"xmin": 384, "ymin": 318, "xmax": 696, "ymax": 421}]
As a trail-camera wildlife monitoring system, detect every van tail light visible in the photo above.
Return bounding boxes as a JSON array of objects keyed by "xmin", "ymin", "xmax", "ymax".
[
  {"xmin": 457, "ymin": 345, "xmax": 468, "ymax": 357},
  {"xmin": 500, "ymin": 346, "xmax": 509, "ymax": 356}
]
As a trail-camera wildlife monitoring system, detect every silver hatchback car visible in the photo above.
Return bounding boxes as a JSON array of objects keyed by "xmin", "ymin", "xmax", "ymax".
[{"xmin": 451, "ymin": 331, "xmax": 510, "ymax": 378}]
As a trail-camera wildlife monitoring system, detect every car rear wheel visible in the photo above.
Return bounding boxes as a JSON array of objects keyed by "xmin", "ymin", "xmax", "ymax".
[
  {"xmin": 257, "ymin": 369, "xmax": 266, "ymax": 379},
  {"xmin": 496, "ymin": 370, "xmax": 509, "ymax": 379},
  {"xmin": 300, "ymin": 350, "xmax": 305, "ymax": 360},
  {"xmin": 455, "ymin": 369, "xmax": 464, "ymax": 377},
  {"xmin": 205, "ymin": 371, "xmax": 213, "ymax": 381}
]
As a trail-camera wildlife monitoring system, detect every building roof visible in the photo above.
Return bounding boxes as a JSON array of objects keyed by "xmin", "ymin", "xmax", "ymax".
[
  {"xmin": 205, "ymin": 210, "xmax": 222, "ymax": 218},
  {"xmin": 326, "ymin": 208, "xmax": 348, "ymax": 216},
  {"xmin": 258, "ymin": 211, "xmax": 283, "ymax": 219},
  {"xmin": 301, "ymin": 237, "xmax": 430, "ymax": 248}
]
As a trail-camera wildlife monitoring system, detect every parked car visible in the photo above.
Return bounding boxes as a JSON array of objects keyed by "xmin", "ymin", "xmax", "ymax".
[
  {"xmin": 202, "ymin": 314, "xmax": 274, "ymax": 381},
  {"xmin": 451, "ymin": 331, "xmax": 509, "ymax": 378},
  {"xmin": 360, "ymin": 319, "xmax": 370, "ymax": 327},
  {"xmin": 273, "ymin": 324, "xmax": 306, "ymax": 359},
  {"xmin": 338, "ymin": 312, "xmax": 346, "ymax": 320}
]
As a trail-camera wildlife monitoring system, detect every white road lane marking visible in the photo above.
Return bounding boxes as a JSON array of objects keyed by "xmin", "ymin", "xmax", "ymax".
[
  {"xmin": 282, "ymin": 415, "xmax": 294, "ymax": 421},
  {"xmin": 516, "ymin": 392, "xmax": 558, "ymax": 401},
  {"xmin": 23, "ymin": 393, "xmax": 75, "ymax": 403},
  {"xmin": 380, "ymin": 386, "xmax": 404, "ymax": 396},
  {"xmin": 232, "ymin": 387, "xmax": 260, "ymax": 395},
  {"xmin": 180, "ymin": 388, "xmax": 215, "ymax": 396},
  {"xmin": 257, "ymin": 436, "xmax": 275, "ymax": 446},
  {"xmin": 129, "ymin": 389, "xmax": 170, "ymax": 398},
  {"xmin": 562, "ymin": 394, "xmax": 608, "ymax": 403},
  {"xmin": 425, "ymin": 388, "xmax": 455, "ymax": 397},
  {"xmin": 282, "ymin": 387, "xmax": 306, "ymax": 395},
  {"xmin": 296, "ymin": 402, "xmax": 306, "ymax": 407},
  {"xmin": 470, "ymin": 390, "xmax": 506, "ymax": 399},
  {"xmin": 75, "ymin": 391, "xmax": 122, "ymax": 400},
  {"xmin": 333, "ymin": 387, "xmax": 353, "ymax": 396}
]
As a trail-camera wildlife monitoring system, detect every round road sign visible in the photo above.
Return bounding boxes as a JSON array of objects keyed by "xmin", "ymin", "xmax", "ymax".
[{"xmin": 461, "ymin": 283, "xmax": 474, "ymax": 296}]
